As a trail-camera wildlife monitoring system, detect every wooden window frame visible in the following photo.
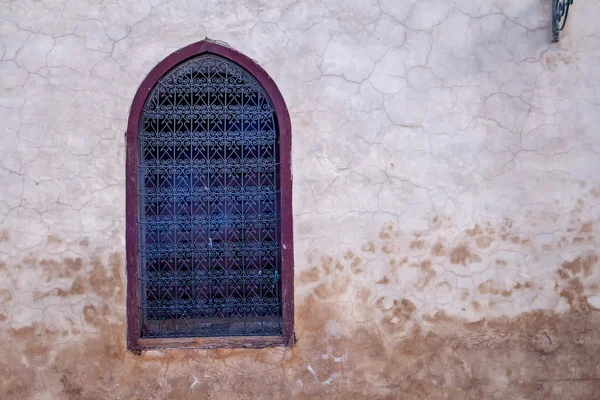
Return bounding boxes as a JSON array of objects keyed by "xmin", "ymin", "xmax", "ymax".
[{"xmin": 125, "ymin": 40, "xmax": 294, "ymax": 351}]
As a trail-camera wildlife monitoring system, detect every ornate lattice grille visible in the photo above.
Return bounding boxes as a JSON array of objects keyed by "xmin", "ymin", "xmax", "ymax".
[{"xmin": 138, "ymin": 54, "xmax": 281, "ymax": 338}]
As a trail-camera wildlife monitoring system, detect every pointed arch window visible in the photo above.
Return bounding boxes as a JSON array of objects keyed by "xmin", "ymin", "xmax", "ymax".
[{"xmin": 126, "ymin": 41, "xmax": 294, "ymax": 350}]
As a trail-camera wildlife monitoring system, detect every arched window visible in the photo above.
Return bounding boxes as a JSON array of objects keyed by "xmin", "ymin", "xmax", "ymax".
[{"xmin": 126, "ymin": 40, "xmax": 294, "ymax": 350}]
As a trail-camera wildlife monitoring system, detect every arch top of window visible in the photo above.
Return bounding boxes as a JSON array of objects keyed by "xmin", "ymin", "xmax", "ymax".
[
  {"xmin": 125, "ymin": 40, "xmax": 294, "ymax": 352},
  {"xmin": 127, "ymin": 40, "xmax": 291, "ymax": 141}
]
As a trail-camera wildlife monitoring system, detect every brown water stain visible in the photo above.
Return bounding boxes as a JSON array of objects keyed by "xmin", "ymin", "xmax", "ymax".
[
  {"xmin": 2, "ymin": 225, "xmax": 600, "ymax": 399},
  {"xmin": 355, "ymin": 287, "xmax": 372, "ymax": 303},
  {"xmin": 465, "ymin": 225, "xmax": 482, "ymax": 237},
  {"xmin": 0, "ymin": 289, "xmax": 12, "ymax": 303},
  {"xmin": 361, "ymin": 242, "xmax": 375, "ymax": 253},
  {"xmin": 431, "ymin": 241, "xmax": 446, "ymax": 256},
  {"xmin": 376, "ymin": 297, "xmax": 416, "ymax": 335},
  {"xmin": 381, "ymin": 242, "xmax": 395, "ymax": 254},
  {"xmin": 378, "ymin": 224, "xmax": 397, "ymax": 240},
  {"xmin": 40, "ymin": 257, "xmax": 83, "ymax": 280},
  {"xmin": 554, "ymin": 254, "xmax": 597, "ymax": 312},
  {"xmin": 1, "ymin": 290, "xmax": 600, "ymax": 399},
  {"xmin": 449, "ymin": 243, "xmax": 482, "ymax": 266},
  {"xmin": 422, "ymin": 310, "xmax": 452, "ymax": 324},
  {"xmin": 561, "ymin": 254, "xmax": 599, "ymax": 277},
  {"xmin": 34, "ymin": 277, "xmax": 87, "ymax": 300},
  {"xmin": 299, "ymin": 266, "xmax": 320, "ymax": 284},
  {"xmin": 89, "ymin": 253, "xmax": 124, "ymax": 302},
  {"xmin": 479, "ymin": 280, "xmax": 534, "ymax": 297},
  {"xmin": 560, "ymin": 278, "xmax": 590, "ymax": 313},
  {"xmin": 509, "ymin": 236, "xmax": 530, "ymax": 246},
  {"xmin": 413, "ymin": 260, "xmax": 436, "ymax": 290},
  {"xmin": 460, "ymin": 288, "xmax": 470, "ymax": 301},
  {"xmin": 475, "ymin": 236, "xmax": 494, "ymax": 249},
  {"xmin": 320, "ymin": 255, "xmax": 333, "ymax": 274},
  {"xmin": 350, "ymin": 255, "xmax": 362, "ymax": 273},
  {"xmin": 46, "ymin": 235, "xmax": 62, "ymax": 245},
  {"xmin": 30, "ymin": 253, "xmax": 124, "ymax": 304},
  {"xmin": 379, "ymin": 231, "xmax": 391, "ymax": 240},
  {"xmin": 478, "ymin": 280, "xmax": 500, "ymax": 295},
  {"xmin": 581, "ymin": 222, "xmax": 593, "ymax": 233},
  {"xmin": 311, "ymin": 256, "xmax": 353, "ymax": 301},
  {"xmin": 409, "ymin": 239, "xmax": 425, "ymax": 250},
  {"xmin": 83, "ymin": 303, "xmax": 111, "ymax": 329}
]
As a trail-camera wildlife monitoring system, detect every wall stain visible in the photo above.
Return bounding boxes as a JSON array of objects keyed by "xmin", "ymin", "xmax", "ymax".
[
  {"xmin": 409, "ymin": 239, "xmax": 425, "ymax": 250},
  {"xmin": 40, "ymin": 257, "xmax": 83, "ymax": 281},
  {"xmin": 299, "ymin": 266, "xmax": 320, "ymax": 284},
  {"xmin": 449, "ymin": 243, "xmax": 482, "ymax": 266},
  {"xmin": 89, "ymin": 253, "xmax": 125, "ymax": 303},
  {"xmin": 0, "ymin": 293, "xmax": 598, "ymax": 400},
  {"xmin": 555, "ymin": 253, "xmax": 599, "ymax": 313},
  {"xmin": 33, "ymin": 277, "xmax": 87, "ymax": 300},
  {"xmin": 375, "ymin": 296, "xmax": 416, "ymax": 335},
  {"xmin": 478, "ymin": 280, "xmax": 534, "ymax": 297},
  {"xmin": 46, "ymin": 235, "xmax": 63, "ymax": 245},
  {"xmin": 430, "ymin": 241, "xmax": 446, "ymax": 256},
  {"xmin": 378, "ymin": 224, "xmax": 397, "ymax": 240},
  {"xmin": 475, "ymin": 236, "xmax": 494, "ymax": 249},
  {"xmin": 412, "ymin": 260, "xmax": 436, "ymax": 290},
  {"xmin": 355, "ymin": 287, "xmax": 372, "ymax": 303},
  {"xmin": 381, "ymin": 242, "xmax": 395, "ymax": 254},
  {"xmin": 460, "ymin": 289, "xmax": 470, "ymax": 301},
  {"xmin": 509, "ymin": 236, "xmax": 531, "ymax": 246},
  {"xmin": 580, "ymin": 222, "xmax": 593, "ymax": 233},
  {"xmin": 0, "ymin": 288, "xmax": 12, "ymax": 303},
  {"xmin": 562, "ymin": 254, "xmax": 598, "ymax": 278},
  {"xmin": 302, "ymin": 255, "xmax": 352, "ymax": 301},
  {"xmin": 361, "ymin": 242, "xmax": 375, "ymax": 253},
  {"xmin": 1, "ymin": 218, "xmax": 600, "ymax": 399},
  {"xmin": 82, "ymin": 303, "xmax": 111, "ymax": 329}
]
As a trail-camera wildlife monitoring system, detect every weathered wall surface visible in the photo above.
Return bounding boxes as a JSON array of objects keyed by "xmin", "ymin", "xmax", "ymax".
[{"xmin": 1, "ymin": 0, "xmax": 600, "ymax": 398}]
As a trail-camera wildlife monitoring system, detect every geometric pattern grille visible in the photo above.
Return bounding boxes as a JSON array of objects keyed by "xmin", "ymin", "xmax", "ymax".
[{"xmin": 138, "ymin": 54, "xmax": 281, "ymax": 338}]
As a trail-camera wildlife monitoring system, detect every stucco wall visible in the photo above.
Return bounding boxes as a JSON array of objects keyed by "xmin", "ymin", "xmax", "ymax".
[{"xmin": 1, "ymin": 0, "xmax": 600, "ymax": 398}]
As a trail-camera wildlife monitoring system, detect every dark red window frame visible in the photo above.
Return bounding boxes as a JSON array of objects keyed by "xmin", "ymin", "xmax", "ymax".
[{"xmin": 126, "ymin": 40, "xmax": 294, "ymax": 351}]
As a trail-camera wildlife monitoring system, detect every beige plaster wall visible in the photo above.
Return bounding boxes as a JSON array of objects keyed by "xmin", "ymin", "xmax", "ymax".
[{"xmin": 1, "ymin": 0, "xmax": 600, "ymax": 398}]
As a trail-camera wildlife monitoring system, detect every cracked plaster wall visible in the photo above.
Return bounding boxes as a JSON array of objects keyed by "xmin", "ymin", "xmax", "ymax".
[{"xmin": 1, "ymin": 0, "xmax": 600, "ymax": 399}]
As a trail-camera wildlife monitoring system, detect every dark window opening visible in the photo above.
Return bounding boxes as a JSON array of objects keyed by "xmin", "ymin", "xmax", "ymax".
[{"xmin": 126, "ymin": 42, "xmax": 294, "ymax": 349}]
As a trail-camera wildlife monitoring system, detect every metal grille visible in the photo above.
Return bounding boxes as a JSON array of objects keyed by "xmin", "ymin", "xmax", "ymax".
[{"xmin": 138, "ymin": 54, "xmax": 281, "ymax": 338}]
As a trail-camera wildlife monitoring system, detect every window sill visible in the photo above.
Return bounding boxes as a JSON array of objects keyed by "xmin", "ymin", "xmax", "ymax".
[{"xmin": 132, "ymin": 334, "xmax": 295, "ymax": 351}]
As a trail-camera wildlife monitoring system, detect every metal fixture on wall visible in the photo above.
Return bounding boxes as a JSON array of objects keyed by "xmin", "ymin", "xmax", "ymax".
[{"xmin": 553, "ymin": 0, "xmax": 574, "ymax": 42}]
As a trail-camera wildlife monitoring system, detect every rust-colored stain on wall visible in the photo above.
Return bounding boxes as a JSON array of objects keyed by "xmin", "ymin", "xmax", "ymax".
[
  {"xmin": 1, "ymin": 285, "xmax": 600, "ymax": 399},
  {"xmin": 0, "ymin": 211, "xmax": 599, "ymax": 399}
]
